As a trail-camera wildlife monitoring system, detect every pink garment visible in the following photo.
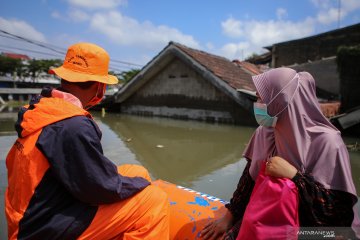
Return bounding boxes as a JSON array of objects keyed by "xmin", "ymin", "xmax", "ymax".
[
  {"xmin": 244, "ymin": 67, "xmax": 359, "ymax": 235},
  {"xmin": 51, "ymin": 89, "xmax": 83, "ymax": 108},
  {"xmin": 248, "ymin": 67, "xmax": 356, "ymax": 196},
  {"xmin": 244, "ymin": 126, "xmax": 275, "ymax": 180},
  {"xmin": 237, "ymin": 162, "xmax": 299, "ymax": 240}
]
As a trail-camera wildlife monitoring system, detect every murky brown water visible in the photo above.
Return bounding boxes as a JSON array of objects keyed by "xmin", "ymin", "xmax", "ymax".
[{"xmin": 0, "ymin": 108, "xmax": 359, "ymax": 239}]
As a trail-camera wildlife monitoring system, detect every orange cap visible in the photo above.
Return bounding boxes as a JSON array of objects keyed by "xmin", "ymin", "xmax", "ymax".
[{"xmin": 49, "ymin": 42, "xmax": 118, "ymax": 84}]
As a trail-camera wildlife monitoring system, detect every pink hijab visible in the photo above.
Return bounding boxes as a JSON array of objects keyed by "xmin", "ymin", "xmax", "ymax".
[{"xmin": 244, "ymin": 67, "xmax": 357, "ymax": 197}]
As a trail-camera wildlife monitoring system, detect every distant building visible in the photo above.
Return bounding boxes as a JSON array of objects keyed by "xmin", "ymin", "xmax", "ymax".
[
  {"xmin": 112, "ymin": 42, "xmax": 260, "ymax": 125},
  {"xmin": 290, "ymin": 57, "xmax": 339, "ymax": 99},
  {"xmin": 254, "ymin": 23, "xmax": 360, "ymax": 105},
  {"xmin": 0, "ymin": 52, "xmax": 60, "ymax": 102},
  {"xmin": 2, "ymin": 52, "xmax": 31, "ymax": 61},
  {"xmin": 266, "ymin": 23, "xmax": 360, "ymax": 68}
]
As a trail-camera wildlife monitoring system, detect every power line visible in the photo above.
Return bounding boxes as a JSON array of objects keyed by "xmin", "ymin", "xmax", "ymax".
[
  {"xmin": 111, "ymin": 59, "xmax": 143, "ymax": 67},
  {"xmin": 109, "ymin": 66, "xmax": 132, "ymax": 72},
  {"xmin": 0, "ymin": 28, "xmax": 144, "ymax": 68},
  {"xmin": 337, "ymin": 0, "xmax": 341, "ymax": 28},
  {"xmin": 0, "ymin": 45, "xmax": 64, "ymax": 58},
  {"xmin": 109, "ymin": 62, "xmax": 141, "ymax": 71},
  {"xmin": 0, "ymin": 30, "xmax": 66, "ymax": 53},
  {"xmin": 0, "ymin": 33, "xmax": 21, "ymax": 41},
  {"xmin": 0, "ymin": 46, "xmax": 138, "ymax": 73},
  {"xmin": 0, "ymin": 49, "xmax": 136, "ymax": 74},
  {"xmin": 0, "ymin": 29, "xmax": 65, "ymax": 54}
]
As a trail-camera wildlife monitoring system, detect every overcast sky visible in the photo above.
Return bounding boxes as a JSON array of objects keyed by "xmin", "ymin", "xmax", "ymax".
[{"xmin": 1, "ymin": 0, "xmax": 359, "ymax": 72}]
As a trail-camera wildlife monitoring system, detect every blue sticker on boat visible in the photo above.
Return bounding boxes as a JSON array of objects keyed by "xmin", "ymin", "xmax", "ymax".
[{"xmin": 187, "ymin": 196, "xmax": 210, "ymax": 207}]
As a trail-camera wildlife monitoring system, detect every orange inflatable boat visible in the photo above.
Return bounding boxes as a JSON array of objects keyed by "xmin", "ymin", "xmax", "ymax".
[{"xmin": 153, "ymin": 180, "xmax": 228, "ymax": 240}]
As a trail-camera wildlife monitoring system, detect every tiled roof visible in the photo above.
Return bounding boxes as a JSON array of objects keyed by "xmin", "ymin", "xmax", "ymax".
[
  {"xmin": 2, "ymin": 52, "xmax": 31, "ymax": 60},
  {"xmin": 232, "ymin": 60, "xmax": 262, "ymax": 75},
  {"xmin": 172, "ymin": 42, "xmax": 256, "ymax": 91}
]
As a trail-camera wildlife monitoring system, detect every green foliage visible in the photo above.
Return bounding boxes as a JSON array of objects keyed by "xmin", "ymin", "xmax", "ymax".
[
  {"xmin": 245, "ymin": 53, "xmax": 259, "ymax": 61},
  {"xmin": 26, "ymin": 59, "xmax": 62, "ymax": 78},
  {"xmin": 118, "ymin": 69, "xmax": 141, "ymax": 84},
  {"xmin": 0, "ymin": 56, "xmax": 140, "ymax": 84},
  {"xmin": 337, "ymin": 45, "xmax": 360, "ymax": 112},
  {"xmin": 0, "ymin": 56, "xmax": 62, "ymax": 78},
  {"xmin": 337, "ymin": 45, "xmax": 360, "ymax": 73},
  {"xmin": 337, "ymin": 45, "xmax": 360, "ymax": 56},
  {"xmin": 0, "ymin": 55, "xmax": 23, "ymax": 75}
]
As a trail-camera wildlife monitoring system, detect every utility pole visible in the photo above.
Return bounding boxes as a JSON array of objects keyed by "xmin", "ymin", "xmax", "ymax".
[{"xmin": 337, "ymin": 0, "xmax": 341, "ymax": 28}]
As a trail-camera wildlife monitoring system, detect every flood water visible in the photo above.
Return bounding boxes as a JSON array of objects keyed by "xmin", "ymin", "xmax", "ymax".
[{"xmin": 0, "ymin": 107, "xmax": 359, "ymax": 239}]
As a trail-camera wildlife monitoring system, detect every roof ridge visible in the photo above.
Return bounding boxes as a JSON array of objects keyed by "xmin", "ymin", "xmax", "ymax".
[
  {"xmin": 168, "ymin": 41, "xmax": 256, "ymax": 91},
  {"xmin": 170, "ymin": 41, "xmax": 231, "ymax": 62}
]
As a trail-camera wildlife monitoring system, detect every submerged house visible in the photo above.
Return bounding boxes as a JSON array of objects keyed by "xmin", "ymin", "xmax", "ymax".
[{"xmin": 112, "ymin": 42, "xmax": 259, "ymax": 125}]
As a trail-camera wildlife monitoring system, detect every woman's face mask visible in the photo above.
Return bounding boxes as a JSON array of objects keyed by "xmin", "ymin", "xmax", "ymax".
[{"xmin": 253, "ymin": 102, "xmax": 278, "ymax": 127}]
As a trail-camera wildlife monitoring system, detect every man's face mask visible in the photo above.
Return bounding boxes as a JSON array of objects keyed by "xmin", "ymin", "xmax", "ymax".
[
  {"xmin": 253, "ymin": 74, "xmax": 299, "ymax": 127},
  {"xmin": 85, "ymin": 83, "xmax": 106, "ymax": 110}
]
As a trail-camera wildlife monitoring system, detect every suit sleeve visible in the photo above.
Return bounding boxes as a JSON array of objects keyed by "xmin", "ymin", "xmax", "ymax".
[{"xmin": 36, "ymin": 116, "xmax": 150, "ymax": 205}]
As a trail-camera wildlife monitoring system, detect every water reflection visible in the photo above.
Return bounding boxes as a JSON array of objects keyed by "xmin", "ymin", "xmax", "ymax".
[
  {"xmin": 0, "ymin": 105, "xmax": 18, "ymax": 135},
  {"xmin": 96, "ymin": 113, "xmax": 255, "ymax": 186},
  {"xmin": 0, "ymin": 135, "xmax": 17, "ymax": 240}
]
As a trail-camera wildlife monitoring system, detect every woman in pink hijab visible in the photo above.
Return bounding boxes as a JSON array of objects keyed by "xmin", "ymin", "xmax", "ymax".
[{"xmin": 201, "ymin": 67, "xmax": 358, "ymax": 239}]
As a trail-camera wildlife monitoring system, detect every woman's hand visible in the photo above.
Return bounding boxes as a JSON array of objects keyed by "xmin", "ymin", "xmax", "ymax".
[
  {"xmin": 265, "ymin": 156, "xmax": 297, "ymax": 179},
  {"xmin": 200, "ymin": 209, "xmax": 233, "ymax": 240}
]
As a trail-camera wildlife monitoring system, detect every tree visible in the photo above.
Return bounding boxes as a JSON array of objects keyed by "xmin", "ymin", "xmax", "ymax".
[
  {"xmin": 0, "ymin": 55, "xmax": 23, "ymax": 76},
  {"xmin": 119, "ymin": 69, "xmax": 141, "ymax": 84},
  {"xmin": 245, "ymin": 53, "xmax": 259, "ymax": 62},
  {"xmin": 108, "ymin": 69, "xmax": 141, "ymax": 84},
  {"xmin": 0, "ymin": 56, "xmax": 62, "ymax": 78},
  {"xmin": 26, "ymin": 59, "xmax": 62, "ymax": 78}
]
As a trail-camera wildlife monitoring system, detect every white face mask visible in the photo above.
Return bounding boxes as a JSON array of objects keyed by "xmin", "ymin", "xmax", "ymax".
[{"xmin": 253, "ymin": 74, "xmax": 299, "ymax": 127}]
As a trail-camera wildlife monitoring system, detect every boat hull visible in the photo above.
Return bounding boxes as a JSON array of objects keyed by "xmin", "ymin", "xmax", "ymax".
[{"xmin": 153, "ymin": 180, "xmax": 228, "ymax": 239}]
